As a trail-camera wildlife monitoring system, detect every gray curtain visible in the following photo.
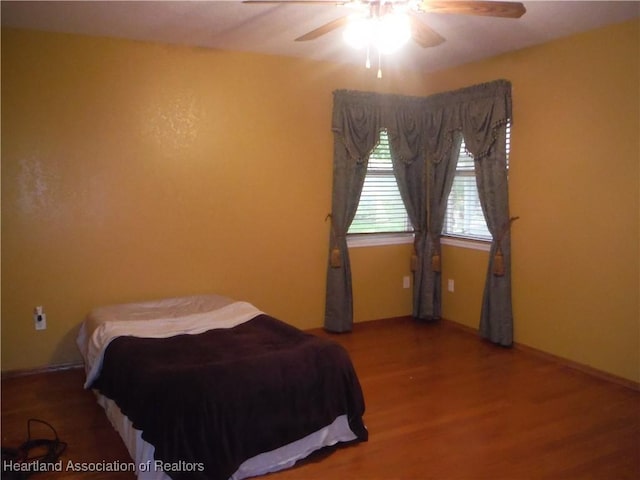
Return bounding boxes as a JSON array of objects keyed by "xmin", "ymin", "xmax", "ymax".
[
  {"xmin": 471, "ymin": 126, "xmax": 514, "ymax": 345},
  {"xmin": 455, "ymin": 83, "xmax": 513, "ymax": 345},
  {"xmin": 422, "ymin": 130, "xmax": 461, "ymax": 319},
  {"xmin": 324, "ymin": 92, "xmax": 381, "ymax": 332},
  {"xmin": 325, "ymin": 81, "xmax": 514, "ymax": 342},
  {"xmin": 386, "ymin": 108, "xmax": 428, "ymax": 318}
]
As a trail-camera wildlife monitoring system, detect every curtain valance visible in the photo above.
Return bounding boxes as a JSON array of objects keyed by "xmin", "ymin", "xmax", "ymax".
[{"xmin": 332, "ymin": 79, "xmax": 512, "ymax": 163}]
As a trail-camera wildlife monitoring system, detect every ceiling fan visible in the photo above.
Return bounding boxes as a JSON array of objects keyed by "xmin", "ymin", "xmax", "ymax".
[{"xmin": 242, "ymin": 0, "xmax": 527, "ymax": 49}]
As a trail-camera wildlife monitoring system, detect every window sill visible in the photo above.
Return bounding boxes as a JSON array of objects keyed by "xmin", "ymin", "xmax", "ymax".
[
  {"xmin": 347, "ymin": 233, "xmax": 414, "ymax": 248},
  {"xmin": 441, "ymin": 236, "xmax": 491, "ymax": 252},
  {"xmin": 346, "ymin": 233, "xmax": 490, "ymax": 251}
]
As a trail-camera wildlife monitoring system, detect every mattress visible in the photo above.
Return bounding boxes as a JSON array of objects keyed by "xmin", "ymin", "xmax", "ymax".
[{"xmin": 77, "ymin": 294, "xmax": 367, "ymax": 480}]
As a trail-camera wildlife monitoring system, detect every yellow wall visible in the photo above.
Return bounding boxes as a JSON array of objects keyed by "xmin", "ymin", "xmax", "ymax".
[
  {"xmin": 2, "ymin": 19, "xmax": 639, "ymax": 384},
  {"xmin": 1, "ymin": 29, "xmax": 422, "ymax": 371},
  {"xmin": 351, "ymin": 244, "xmax": 413, "ymax": 322},
  {"xmin": 436, "ymin": 20, "xmax": 640, "ymax": 383}
]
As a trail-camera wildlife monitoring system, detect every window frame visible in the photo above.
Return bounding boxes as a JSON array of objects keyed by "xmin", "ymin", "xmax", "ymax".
[
  {"xmin": 440, "ymin": 235, "xmax": 491, "ymax": 252},
  {"xmin": 347, "ymin": 125, "xmax": 509, "ymax": 251},
  {"xmin": 441, "ymin": 124, "xmax": 510, "ymax": 249},
  {"xmin": 347, "ymin": 129, "xmax": 413, "ymax": 245},
  {"xmin": 347, "ymin": 232, "xmax": 414, "ymax": 248}
]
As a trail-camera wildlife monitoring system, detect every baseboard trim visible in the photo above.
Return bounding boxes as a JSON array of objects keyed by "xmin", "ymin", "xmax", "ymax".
[
  {"xmin": 512, "ymin": 341, "xmax": 640, "ymax": 392},
  {"xmin": 440, "ymin": 318, "xmax": 639, "ymax": 392},
  {"xmin": 1, "ymin": 362, "xmax": 83, "ymax": 380},
  {"xmin": 3, "ymin": 319, "xmax": 638, "ymax": 392}
]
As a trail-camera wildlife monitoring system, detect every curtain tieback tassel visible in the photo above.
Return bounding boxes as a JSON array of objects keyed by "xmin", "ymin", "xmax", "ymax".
[
  {"xmin": 431, "ymin": 253, "xmax": 441, "ymax": 273},
  {"xmin": 326, "ymin": 212, "xmax": 342, "ymax": 268},
  {"xmin": 410, "ymin": 253, "xmax": 418, "ymax": 272},
  {"xmin": 330, "ymin": 248, "xmax": 342, "ymax": 268},
  {"xmin": 493, "ymin": 247, "xmax": 505, "ymax": 276},
  {"xmin": 492, "ymin": 216, "xmax": 519, "ymax": 276}
]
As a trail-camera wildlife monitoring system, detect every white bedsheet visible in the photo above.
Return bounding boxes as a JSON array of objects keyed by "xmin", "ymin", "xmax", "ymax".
[{"xmin": 78, "ymin": 298, "xmax": 262, "ymax": 388}]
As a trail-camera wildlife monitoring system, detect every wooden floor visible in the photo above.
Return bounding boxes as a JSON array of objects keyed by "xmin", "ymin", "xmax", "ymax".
[{"xmin": 2, "ymin": 317, "xmax": 639, "ymax": 479}]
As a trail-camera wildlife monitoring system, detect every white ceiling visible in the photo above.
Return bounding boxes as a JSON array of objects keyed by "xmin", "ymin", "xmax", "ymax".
[{"xmin": 2, "ymin": 1, "xmax": 639, "ymax": 73}]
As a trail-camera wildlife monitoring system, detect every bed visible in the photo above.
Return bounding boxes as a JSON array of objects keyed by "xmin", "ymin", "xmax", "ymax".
[{"xmin": 76, "ymin": 294, "xmax": 368, "ymax": 480}]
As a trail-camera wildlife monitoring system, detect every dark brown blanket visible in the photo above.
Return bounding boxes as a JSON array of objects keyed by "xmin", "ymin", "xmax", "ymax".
[{"xmin": 91, "ymin": 314, "xmax": 367, "ymax": 480}]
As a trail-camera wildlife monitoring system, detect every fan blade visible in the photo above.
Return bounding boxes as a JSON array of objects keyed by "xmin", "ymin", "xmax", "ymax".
[
  {"xmin": 409, "ymin": 14, "xmax": 445, "ymax": 48},
  {"xmin": 419, "ymin": 1, "xmax": 526, "ymax": 18},
  {"xmin": 295, "ymin": 16, "xmax": 350, "ymax": 41}
]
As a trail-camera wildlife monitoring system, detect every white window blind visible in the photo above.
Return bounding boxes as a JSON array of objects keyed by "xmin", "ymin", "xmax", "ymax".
[
  {"xmin": 348, "ymin": 129, "xmax": 413, "ymax": 234},
  {"xmin": 443, "ymin": 125, "xmax": 510, "ymax": 241}
]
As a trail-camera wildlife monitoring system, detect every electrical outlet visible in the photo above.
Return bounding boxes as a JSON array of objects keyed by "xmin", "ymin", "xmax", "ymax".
[
  {"xmin": 402, "ymin": 276, "xmax": 411, "ymax": 289},
  {"xmin": 447, "ymin": 279, "xmax": 455, "ymax": 293},
  {"xmin": 34, "ymin": 306, "xmax": 47, "ymax": 330}
]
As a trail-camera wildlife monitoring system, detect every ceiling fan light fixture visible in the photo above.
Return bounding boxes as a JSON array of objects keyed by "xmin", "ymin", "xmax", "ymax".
[
  {"xmin": 342, "ymin": 15, "xmax": 372, "ymax": 49},
  {"xmin": 343, "ymin": 12, "xmax": 411, "ymax": 54},
  {"xmin": 374, "ymin": 13, "xmax": 411, "ymax": 54}
]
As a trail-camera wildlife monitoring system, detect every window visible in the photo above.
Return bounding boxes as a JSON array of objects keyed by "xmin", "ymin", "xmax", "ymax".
[
  {"xmin": 443, "ymin": 125, "xmax": 510, "ymax": 242},
  {"xmin": 348, "ymin": 129, "xmax": 413, "ymax": 236}
]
